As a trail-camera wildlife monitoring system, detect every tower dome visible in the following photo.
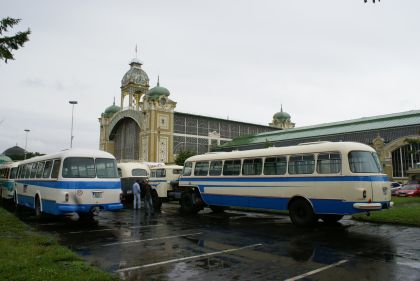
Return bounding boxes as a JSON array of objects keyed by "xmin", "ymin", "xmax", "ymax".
[
  {"xmin": 273, "ymin": 106, "xmax": 291, "ymax": 121},
  {"xmin": 103, "ymin": 99, "xmax": 121, "ymax": 118},
  {"xmin": 121, "ymin": 58, "xmax": 149, "ymax": 87},
  {"xmin": 146, "ymin": 77, "xmax": 170, "ymax": 99}
]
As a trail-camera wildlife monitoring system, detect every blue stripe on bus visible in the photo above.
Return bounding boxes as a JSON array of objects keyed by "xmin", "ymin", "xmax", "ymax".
[
  {"xmin": 200, "ymin": 193, "xmax": 390, "ymax": 215},
  {"xmin": 17, "ymin": 194, "xmax": 123, "ymax": 215},
  {"xmin": 180, "ymin": 175, "xmax": 388, "ymax": 183},
  {"xmin": 15, "ymin": 180, "xmax": 121, "ymax": 190}
]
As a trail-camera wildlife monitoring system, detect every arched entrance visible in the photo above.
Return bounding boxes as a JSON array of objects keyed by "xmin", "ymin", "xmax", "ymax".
[{"xmin": 110, "ymin": 118, "xmax": 140, "ymax": 161}]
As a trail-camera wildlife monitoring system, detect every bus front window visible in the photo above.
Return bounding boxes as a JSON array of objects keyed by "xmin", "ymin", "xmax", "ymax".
[{"xmin": 348, "ymin": 151, "xmax": 383, "ymax": 173}]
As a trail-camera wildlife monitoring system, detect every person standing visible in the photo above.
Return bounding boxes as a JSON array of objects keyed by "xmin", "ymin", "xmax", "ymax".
[
  {"xmin": 132, "ymin": 180, "xmax": 141, "ymax": 210},
  {"xmin": 143, "ymin": 180, "xmax": 154, "ymax": 215}
]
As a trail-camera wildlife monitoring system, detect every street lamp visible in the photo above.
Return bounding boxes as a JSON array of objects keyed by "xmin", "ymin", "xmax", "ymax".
[
  {"xmin": 24, "ymin": 129, "xmax": 30, "ymax": 160},
  {"xmin": 69, "ymin": 100, "xmax": 78, "ymax": 148}
]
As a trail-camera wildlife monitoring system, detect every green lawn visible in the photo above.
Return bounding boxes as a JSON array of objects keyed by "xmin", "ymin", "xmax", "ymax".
[
  {"xmin": 352, "ymin": 196, "xmax": 420, "ymax": 226},
  {"xmin": 0, "ymin": 207, "xmax": 117, "ymax": 281}
]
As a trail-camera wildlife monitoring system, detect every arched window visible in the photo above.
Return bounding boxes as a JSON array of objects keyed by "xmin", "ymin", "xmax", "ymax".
[{"xmin": 392, "ymin": 143, "xmax": 420, "ymax": 178}]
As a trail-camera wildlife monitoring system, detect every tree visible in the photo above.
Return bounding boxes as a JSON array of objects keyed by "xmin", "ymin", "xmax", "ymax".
[
  {"xmin": 175, "ymin": 150, "xmax": 196, "ymax": 166},
  {"xmin": 0, "ymin": 17, "xmax": 30, "ymax": 63}
]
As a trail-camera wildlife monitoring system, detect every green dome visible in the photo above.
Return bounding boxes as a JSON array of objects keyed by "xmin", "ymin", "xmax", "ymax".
[
  {"xmin": 146, "ymin": 77, "xmax": 170, "ymax": 99},
  {"xmin": 273, "ymin": 106, "xmax": 291, "ymax": 121},
  {"xmin": 0, "ymin": 154, "xmax": 12, "ymax": 164},
  {"xmin": 103, "ymin": 100, "xmax": 121, "ymax": 118}
]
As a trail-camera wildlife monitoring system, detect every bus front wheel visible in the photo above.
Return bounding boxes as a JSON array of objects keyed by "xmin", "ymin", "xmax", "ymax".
[
  {"xmin": 180, "ymin": 191, "xmax": 201, "ymax": 214},
  {"xmin": 34, "ymin": 196, "xmax": 42, "ymax": 218},
  {"xmin": 289, "ymin": 199, "xmax": 317, "ymax": 227}
]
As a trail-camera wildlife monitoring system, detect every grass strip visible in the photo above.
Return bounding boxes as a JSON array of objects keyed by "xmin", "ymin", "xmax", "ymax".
[
  {"xmin": 0, "ymin": 208, "xmax": 117, "ymax": 281},
  {"xmin": 352, "ymin": 197, "xmax": 420, "ymax": 226}
]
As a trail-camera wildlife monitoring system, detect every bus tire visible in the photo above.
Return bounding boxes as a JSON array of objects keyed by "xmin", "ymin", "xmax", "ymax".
[
  {"xmin": 152, "ymin": 190, "xmax": 162, "ymax": 211},
  {"xmin": 180, "ymin": 191, "xmax": 200, "ymax": 214},
  {"xmin": 209, "ymin": 205, "xmax": 226, "ymax": 213},
  {"xmin": 320, "ymin": 214, "xmax": 343, "ymax": 224},
  {"xmin": 289, "ymin": 198, "xmax": 317, "ymax": 227},
  {"xmin": 34, "ymin": 196, "xmax": 42, "ymax": 218}
]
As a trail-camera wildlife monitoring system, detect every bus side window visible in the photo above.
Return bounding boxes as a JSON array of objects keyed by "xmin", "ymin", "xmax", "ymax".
[
  {"xmin": 194, "ymin": 162, "xmax": 209, "ymax": 176},
  {"xmin": 30, "ymin": 163, "xmax": 38, "ymax": 178},
  {"xmin": 183, "ymin": 162, "xmax": 193, "ymax": 176},
  {"xmin": 242, "ymin": 158, "xmax": 262, "ymax": 176},
  {"xmin": 289, "ymin": 154, "xmax": 315, "ymax": 175},
  {"xmin": 36, "ymin": 161, "xmax": 45, "ymax": 178},
  {"xmin": 10, "ymin": 167, "xmax": 18, "ymax": 179},
  {"xmin": 223, "ymin": 160, "xmax": 241, "ymax": 176},
  {"xmin": 51, "ymin": 160, "xmax": 61, "ymax": 179},
  {"xmin": 43, "ymin": 161, "xmax": 53, "ymax": 178},
  {"xmin": 264, "ymin": 157, "xmax": 287, "ymax": 175},
  {"xmin": 209, "ymin": 160, "xmax": 222, "ymax": 176},
  {"xmin": 24, "ymin": 164, "xmax": 31, "ymax": 179},
  {"xmin": 317, "ymin": 153, "xmax": 341, "ymax": 174}
]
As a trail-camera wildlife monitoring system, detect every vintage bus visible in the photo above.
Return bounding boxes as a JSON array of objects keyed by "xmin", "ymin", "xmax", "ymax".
[
  {"xmin": 117, "ymin": 161, "xmax": 164, "ymax": 205},
  {"xmin": 14, "ymin": 149, "xmax": 123, "ymax": 219},
  {"xmin": 0, "ymin": 161, "xmax": 19, "ymax": 201},
  {"xmin": 149, "ymin": 165, "xmax": 183, "ymax": 210},
  {"xmin": 178, "ymin": 142, "xmax": 392, "ymax": 226}
]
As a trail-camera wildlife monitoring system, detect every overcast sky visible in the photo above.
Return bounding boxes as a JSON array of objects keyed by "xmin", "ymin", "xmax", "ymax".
[{"xmin": 1, "ymin": 0, "xmax": 420, "ymax": 154}]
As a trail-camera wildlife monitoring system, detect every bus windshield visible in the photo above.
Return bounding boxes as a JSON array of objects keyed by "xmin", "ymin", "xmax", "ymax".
[{"xmin": 348, "ymin": 151, "xmax": 383, "ymax": 173}]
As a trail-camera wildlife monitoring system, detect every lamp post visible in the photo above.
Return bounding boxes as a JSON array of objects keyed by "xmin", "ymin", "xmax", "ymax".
[
  {"xmin": 24, "ymin": 129, "xmax": 30, "ymax": 160},
  {"xmin": 69, "ymin": 100, "xmax": 78, "ymax": 148}
]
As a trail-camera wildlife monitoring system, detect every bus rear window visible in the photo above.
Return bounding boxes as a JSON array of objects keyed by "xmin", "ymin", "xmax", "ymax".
[
  {"xmin": 96, "ymin": 158, "xmax": 118, "ymax": 178},
  {"xmin": 348, "ymin": 151, "xmax": 383, "ymax": 173},
  {"xmin": 63, "ymin": 157, "xmax": 95, "ymax": 178},
  {"xmin": 132, "ymin": 168, "xmax": 148, "ymax": 177}
]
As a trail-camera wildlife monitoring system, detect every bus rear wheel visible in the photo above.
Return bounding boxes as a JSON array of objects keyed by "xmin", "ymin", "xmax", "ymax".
[
  {"xmin": 320, "ymin": 214, "xmax": 343, "ymax": 224},
  {"xmin": 289, "ymin": 199, "xmax": 317, "ymax": 227}
]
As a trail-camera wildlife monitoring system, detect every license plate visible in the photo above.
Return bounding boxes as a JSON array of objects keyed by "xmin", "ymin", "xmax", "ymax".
[{"xmin": 92, "ymin": 192, "xmax": 103, "ymax": 198}]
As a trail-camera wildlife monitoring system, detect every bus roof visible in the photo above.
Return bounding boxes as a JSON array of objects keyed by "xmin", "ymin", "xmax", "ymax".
[
  {"xmin": 18, "ymin": 149, "xmax": 116, "ymax": 165},
  {"xmin": 186, "ymin": 141, "xmax": 375, "ymax": 162}
]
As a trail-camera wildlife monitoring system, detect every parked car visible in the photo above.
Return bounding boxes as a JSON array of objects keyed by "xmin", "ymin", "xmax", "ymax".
[
  {"xmin": 397, "ymin": 184, "xmax": 420, "ymax": 197},
  {"xmin": 390, "ymin": 182, "xmax": 402, "ymax": 196}
]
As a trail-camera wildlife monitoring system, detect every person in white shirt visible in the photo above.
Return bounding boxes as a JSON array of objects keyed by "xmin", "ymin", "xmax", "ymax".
[{"xmin": 132, "ymin": 180, "xmax": 141, "ymax": 210}]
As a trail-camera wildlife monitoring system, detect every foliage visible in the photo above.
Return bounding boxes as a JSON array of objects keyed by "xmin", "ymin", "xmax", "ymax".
[
  {"xmin": 0, "ymin": 207, "xmax": 117, "ymax": 281},
  {"xmin": 0, "ymin": 17, "xmax": 31, "ymax": 63},
  {"xmin": 175, "ymin": 150, "xmax": 196, "ymax": 166}
]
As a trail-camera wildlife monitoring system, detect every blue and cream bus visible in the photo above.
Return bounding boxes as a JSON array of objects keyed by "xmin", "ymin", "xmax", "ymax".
[
  {"xmin": 14, "ymin": 149, "xmax": 123, "ymax": 218},
  {"xmin": 178, "ymin": 142, "xmax": 392, "ymax": 226},
  {"xmin": 0, "ymin": 161, "xmax": 19, "ymax": 201}
]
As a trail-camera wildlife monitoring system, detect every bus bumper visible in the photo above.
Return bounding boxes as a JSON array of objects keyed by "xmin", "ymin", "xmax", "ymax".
[
  {"xmin": 58, "ymin": 203, "xmax": 123, "ymax": 213},
  {"xmin": 353, "ymin": 202, "xmax": 391, "ymax": 210}
]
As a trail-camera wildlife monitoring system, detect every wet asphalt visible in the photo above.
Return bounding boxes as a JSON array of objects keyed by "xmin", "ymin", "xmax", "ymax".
[{"xmin": 6, "ymin": 202, "xmax": 420, "ymax": 281}]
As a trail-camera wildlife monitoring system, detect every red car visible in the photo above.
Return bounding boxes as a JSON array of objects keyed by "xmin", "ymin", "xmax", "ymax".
[{"xmin": 397, "ymin": 184, "xmax": 420, "ymax": 197}]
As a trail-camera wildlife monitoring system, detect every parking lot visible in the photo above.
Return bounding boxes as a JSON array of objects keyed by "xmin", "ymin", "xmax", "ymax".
[{"xmin": 13, "ymin": 203, "xmax": 420, "ymax": 281}]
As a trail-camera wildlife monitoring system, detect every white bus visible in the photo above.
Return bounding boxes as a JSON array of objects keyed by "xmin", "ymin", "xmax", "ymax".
[
  {"xmin": 117, "ymin": 161, "xmax": 164, "ymax": 205},
  {"xmin": 149, "ymin": 165, "xmax": 183, "ymax": 210},
  {"xmin": 14, "ymin": 149, "xmax": 123, "ymax": 219},
  {"xmin": 0, "ymin": 161, "xmax": 19, "ymax": 201},
  {"xmin": 178, "ymin": 142, "xmax": 392, "ymax": 226}
]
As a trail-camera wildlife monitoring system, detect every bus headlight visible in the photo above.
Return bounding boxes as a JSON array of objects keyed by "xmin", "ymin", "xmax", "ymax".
[{"xmin": 65, "ymin": 193, "xmax": 69, "ymax": 202}]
